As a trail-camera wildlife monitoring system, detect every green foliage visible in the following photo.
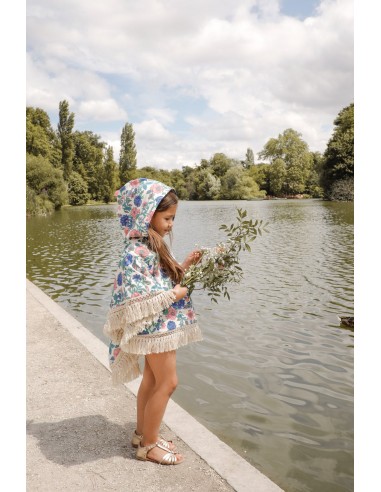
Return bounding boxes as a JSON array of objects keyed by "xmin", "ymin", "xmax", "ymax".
[
  {"xmin": 305, "ymin": 152, "xmax": 324, "ymax": 198},
  {"xmin": 72, "ymin": 131, "xmax": 106, "ymax": 200},
  {"xmin": 57, "ymin": 100, "xmax": 75, "ymax": 180},
  {"xmin": 193, "ymin": 169, "xmax": 221, "ymax": 200},
  {"xmin": 220, "ymin": 166, "xmax": 263, "ymax": 199},
  {"xmin": 210, "ymin": 153, "xmax": 233, "ymax": 177},
  {"xmin": 27, "ymin": 100, "xmax": 352, "ymax": 213},
  {"xmin": 119, "ymin": 122, "xmax": 137, "ymax": 184},
  {"xmin": 321, "ymin": 103, "xmax": 354, "ymax": 199},
  {"xmin": 168, "ymin": 169, "xmax": 189, "ymax": 199},
  {"xmin": 103, "ymin": 146, "xmax": 119, "ymax": 203},
  {"xmin": 26, "ymin": 185, "xmax": 55, "ymax": 216},
  {"xmin": 26, "ymin": 107, "xmax": 61, "ymax": 167},
  {"xmin": 328, "ymin": 177, "xmax": 354, "ymax": 201},
  {"xmin": 244, "ymin": 148, "xmax": 255, "ymax": 168},
  {"xmin": 68, "ymin": 172, "xmax": 90, "ymax": 205},
  {"xmin": 258, "ymin": 128, "xmax": 314, "ymax": 195},
  {"xmin": 268, "ymin": 158, "xmax": 286, "ymax": 195},
  {"xmin": 182, "ymin": 208, "xmax": 269, "ymax": 302},
  {"xmin": 26, "ymin": 154, "xmax": 68, "ymax": 213}
]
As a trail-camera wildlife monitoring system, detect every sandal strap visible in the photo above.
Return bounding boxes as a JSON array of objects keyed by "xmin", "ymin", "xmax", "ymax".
[
  {"xmin": 160, "ymin": 452, "xmax": 179, "ymax": 464},
  {"xmin": 144, "ymin": 442, "xmax": 158, "ymax": 453},
  {"xmin": 158, "ymin": 437, "xmax": 174, "ymax": 450},
  {"xmin": 155, "ymin": 442, "xmax": 175, "ymax": 454}
]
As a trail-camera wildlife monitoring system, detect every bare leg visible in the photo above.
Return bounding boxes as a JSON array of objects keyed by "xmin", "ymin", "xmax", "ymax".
[
  {"xmin": 141, "ymin": 350, "xmax": 184, "ymax": 462},
  {"xmin": 136, "ymin": 357, "xmax": 155, "ymax": 435}
]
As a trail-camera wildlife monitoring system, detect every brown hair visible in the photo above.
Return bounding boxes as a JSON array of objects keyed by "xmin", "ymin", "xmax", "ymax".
[{"xmin": 147, "ymin": 190, "xmax": 184, "ymax": 284}]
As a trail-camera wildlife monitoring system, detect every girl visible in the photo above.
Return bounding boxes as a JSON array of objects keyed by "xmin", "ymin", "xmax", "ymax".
[{"xmin": 104, "ymin": 178, "xmax": 203, "ymax": 466}]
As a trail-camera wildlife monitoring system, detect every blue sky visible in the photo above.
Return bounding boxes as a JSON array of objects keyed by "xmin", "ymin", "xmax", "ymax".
[
  {"xmin": 280, "ymin": 0, "xmax": 321, "ymax": 19},
  {"xmin": 26, "ymin": 0, "xmax": 353, "ymax": 169}
]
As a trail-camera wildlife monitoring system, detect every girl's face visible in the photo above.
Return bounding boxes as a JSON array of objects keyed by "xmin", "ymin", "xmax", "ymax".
[{"xmin": 150, "ymin": 204, "xmax": 178, "ymax": 237}]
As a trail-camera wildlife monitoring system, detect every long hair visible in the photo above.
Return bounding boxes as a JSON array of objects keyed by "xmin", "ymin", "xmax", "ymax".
[{"xmin": 147, "ymin": 191, "xmax": 184, "ymax": 284}]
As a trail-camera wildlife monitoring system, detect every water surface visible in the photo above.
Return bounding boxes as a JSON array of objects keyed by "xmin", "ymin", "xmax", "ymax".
[{"xmin": 26, "ymin": 199, "xmax": 354, "ymax": 492}]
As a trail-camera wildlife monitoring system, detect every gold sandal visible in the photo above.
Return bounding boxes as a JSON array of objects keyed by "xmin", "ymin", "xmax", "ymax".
[
  {"xmin": 131, "ymin": 430, "xmax": 177, "ymax": 451},
  {"xmin": 136, "ymin": 441, "xmax": 184, "ymax": 465}
]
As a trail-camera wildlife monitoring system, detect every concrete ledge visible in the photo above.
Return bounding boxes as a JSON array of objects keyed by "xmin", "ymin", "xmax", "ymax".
[{"xmin": 27, "ymin": 278, "xmax": 283, "ymax": 492}]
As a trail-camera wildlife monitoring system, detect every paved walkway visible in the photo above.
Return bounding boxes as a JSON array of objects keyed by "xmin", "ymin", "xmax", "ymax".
[{"xmin": 26, "ymin": 279, "xmax": 283, "ymax": 492}]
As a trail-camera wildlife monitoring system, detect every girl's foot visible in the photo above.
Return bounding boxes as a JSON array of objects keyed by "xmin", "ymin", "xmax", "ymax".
[
  {"xmin": 132, "ymin": 430, "xmax": 177, "ymax": 451},
  {"xmin": 137, "ymin": 441, "xmax": 184, "ymax": 465}
]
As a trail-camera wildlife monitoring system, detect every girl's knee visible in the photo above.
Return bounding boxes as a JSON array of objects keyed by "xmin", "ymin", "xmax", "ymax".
[
  {"xmin": 169, "ymin": 376, "xmax": 178, "ymax": 394},
  {"xmin": 158, "ymin": 376, "xmax": 178, "ymax": 396}
]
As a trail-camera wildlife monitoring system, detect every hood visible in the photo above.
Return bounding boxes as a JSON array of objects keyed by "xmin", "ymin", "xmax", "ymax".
[{"xmin": 117, "ymin": 178, "xmax": 174, "ymax": 239}]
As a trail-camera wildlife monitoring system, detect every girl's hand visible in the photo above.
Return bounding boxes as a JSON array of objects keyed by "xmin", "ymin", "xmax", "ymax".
[
  {"xmin": 182, "ymin": 250, "xmax": 202, "ymax": 271},
  {"xmin": 173, "ymin": 284, "xmax": 188, "ymax": 301}
]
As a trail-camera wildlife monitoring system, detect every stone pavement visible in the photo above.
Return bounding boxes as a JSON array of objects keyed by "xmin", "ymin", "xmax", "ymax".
[{"xmin": 26, "ymin": 279, "xmax": 283, "ymax": 492}]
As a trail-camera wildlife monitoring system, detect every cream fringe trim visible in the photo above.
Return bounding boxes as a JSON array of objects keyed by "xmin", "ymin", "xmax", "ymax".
[
  {"xmin": 110, "ymin": 323, "xmax": 203, "ymax": 385},
  {"xmin": 121, "ymin": 322, "xmax": 203, "ymax": 355},
  {"xmin": 103, "ymin": 289, "xmax": 176, "ymax": 344},
  {"xmin": 111, "ymin": 352, "xmax": 141, "ymax": 386}
]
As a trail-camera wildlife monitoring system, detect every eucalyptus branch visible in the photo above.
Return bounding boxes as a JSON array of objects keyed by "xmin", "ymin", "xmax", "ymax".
[{"xmin": 181, "ymin": 208, "xmax": 269, "ymax": 303}]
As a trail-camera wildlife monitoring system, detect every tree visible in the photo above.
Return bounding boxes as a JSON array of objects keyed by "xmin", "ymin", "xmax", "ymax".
[
  {"xmin": 305, "ymin": 152, "xmax": 324, "ymax": 198},
  {"xmin": 244, "ymin": 148, "xmax": 255, "ymax": 168},
  {"xmin": 57, "ymin": 100, "xmax": 75, "ymax": 180},
  {"xmin": 210, "ymin": 153, "xmax": 233, "ymax": 177},
  {"xmin": 193, "ymin": 169, "xmax": 221, "ymax": 199},
  {"xmin": 26, "ymin": 154, "xmax": 68, "ymax": 213},
  {"xmin": 103, "ymin": 146, "xmax": 119, "ymax": 203},
  {"xmin": 268, "ymin": 158, "xmax": 287, "ymax": 195},
  {"xmin": 220, "ymin": 167, "xmax": 263, "ymax": 199},
  {"xmin": 67, "ymin": 171, "xmax": 90, "ymax": 205},
  {"xmin": 258, "ymin": 128, "xmax": 313, "ymax": 196},
  {"xmin": 26, "ymin": 107, "xmax": 61, "ymax": 167},
  {"xmin": 321, "ymin": 103, "xmax": 354, "ymax": 200},
  {"xmin": 169, "ymin": 169, "xmax": 189, "ymax": 199},
  {"xmin": 72, "ymin": 131, "xmax": 105, "ymax": 199},
  {"xmin": 247, "ymin": 163, "xmax": 269, "ymax": 194},
  {"xmin": 119, "ymin": 122, "xmax": 137, "ymax": 184}
]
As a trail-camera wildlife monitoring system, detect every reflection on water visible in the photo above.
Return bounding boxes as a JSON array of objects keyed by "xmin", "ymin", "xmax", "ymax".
[{"xmin": 26, "ymin": 199, "xmax": 353, "ymax": 492}]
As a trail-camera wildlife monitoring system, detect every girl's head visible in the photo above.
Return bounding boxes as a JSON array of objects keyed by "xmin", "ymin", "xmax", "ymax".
[
  {"xmin": 117, "ymin": 179, "xmax": 183, "ymax": 283},
  {"xmin": 148, "ymin": 190, "xmax": 183, "ymax": 283},
  {"xmin": 150, "ymin": 191, "xmax": 178, "ymax": 238}
]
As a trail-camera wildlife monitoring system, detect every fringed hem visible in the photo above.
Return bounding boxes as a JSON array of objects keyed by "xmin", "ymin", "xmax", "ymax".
[
  {"xmin": 120, "ymin": 322, "xmax": 203, "ymax": 355},
  {"xmin": 103, "ymin": 289, "xmax": 176, "ymax": 344},
  {"xmin": 110, "ymin": 351, "xmax": 141, "ymax": 386}
]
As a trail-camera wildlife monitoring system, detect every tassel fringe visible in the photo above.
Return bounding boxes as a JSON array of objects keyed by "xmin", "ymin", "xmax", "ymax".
[
  {"xmin": 121, "ymin": 322, "xmax": 203, "ymax": 355},
  {"xmin": 103, "ymin": 289, "xmax": 176, "ymax": 344},
  {"xmin": 109, "ymin": 323, "xmax": 203, "ymax": 385},
  {"xmin": 110, "ymin": 351, "xmax": 141, "ymax": 386}
]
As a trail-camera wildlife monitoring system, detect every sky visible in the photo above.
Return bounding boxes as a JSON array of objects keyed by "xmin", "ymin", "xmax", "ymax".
[{"xmin": 25, "ymin": 0, "xmax": 354, "ymax": 170}]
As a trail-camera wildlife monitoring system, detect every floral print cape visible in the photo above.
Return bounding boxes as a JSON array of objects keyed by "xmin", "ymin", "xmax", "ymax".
[{"xmin": 104, "ymin": 178, "xmax": 202, "ymax": 384}]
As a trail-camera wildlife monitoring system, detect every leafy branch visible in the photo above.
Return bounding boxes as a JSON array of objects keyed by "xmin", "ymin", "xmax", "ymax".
[{"xmin": 181, "ymin": 208, "xmax": 269, "ymax": 303}]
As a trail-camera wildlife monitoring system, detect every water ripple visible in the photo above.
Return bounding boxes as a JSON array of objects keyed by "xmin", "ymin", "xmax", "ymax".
[{"xmin": 26, "ymin": 200, "xmax": 353, "ymax": 492}]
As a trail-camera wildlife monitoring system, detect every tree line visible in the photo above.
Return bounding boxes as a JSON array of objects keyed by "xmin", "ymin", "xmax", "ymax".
[{"xmin": 26, "ymin": 100, "xmax": 354, "ymax": 216}]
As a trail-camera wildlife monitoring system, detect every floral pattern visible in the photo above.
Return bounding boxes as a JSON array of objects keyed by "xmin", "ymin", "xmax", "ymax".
[
  {"xmin": 117, "ymin": 178, "xmax": 173, "ymax": 239},
  {"xmin": 107, "ymin": 178, "xmax": 200, "ymax": 367}
]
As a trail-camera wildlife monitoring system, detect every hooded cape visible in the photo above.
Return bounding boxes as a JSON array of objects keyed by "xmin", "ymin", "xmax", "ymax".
[{"xmin": 104, "ymin": 178, "xmax": 202, "ymax": 384}]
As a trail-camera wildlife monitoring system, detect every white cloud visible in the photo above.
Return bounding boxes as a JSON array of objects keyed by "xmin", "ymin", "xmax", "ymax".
[
  {"xmin": 135, "ymin": 119, "xmax": 172, "ymax": 142},
  {"xmin": 144, "ymin": 107, "xmax": 177, "ymax": 125},
  {"xmin": 26, "ymin": 0, "xmax": 353, "ymax": 169},
  {"xmin": 78, "ymin": 99, "xmax": 127, "ymax": 122}
]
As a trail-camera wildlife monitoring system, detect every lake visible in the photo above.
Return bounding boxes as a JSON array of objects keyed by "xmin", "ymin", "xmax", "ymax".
[{"xmin": 26, "ymin": 199, "xmax": 354, "ymax": 492}]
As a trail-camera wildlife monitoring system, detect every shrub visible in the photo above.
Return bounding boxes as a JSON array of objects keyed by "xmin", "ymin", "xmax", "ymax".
[
  {"xmin": 26, "ymin": 154, "xmax": 68, "ymax": 212},
  {"xmin": 328, "ymin": 177, "xmax": 354, "ymax": 201},
  {"xmin": 68, "ymin": 171, "xmax": 90, "ymax": 205}
]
